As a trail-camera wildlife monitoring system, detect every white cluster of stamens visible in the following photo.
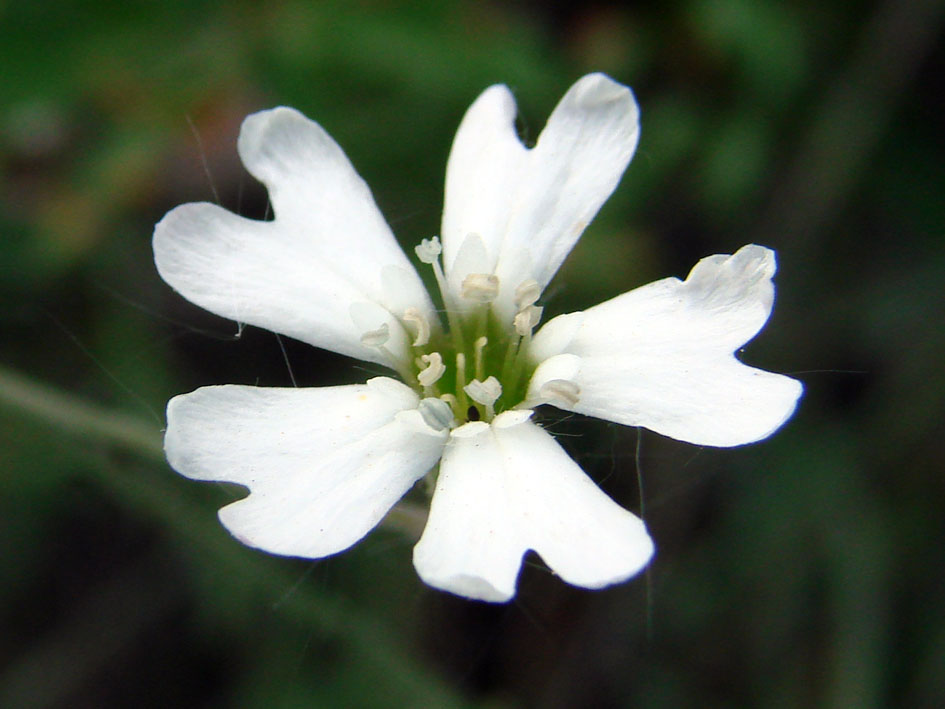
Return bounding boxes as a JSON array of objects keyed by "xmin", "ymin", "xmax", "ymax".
[{"xmin": 357, "ymin": 235, "xmax": 580, "ymax": 426}]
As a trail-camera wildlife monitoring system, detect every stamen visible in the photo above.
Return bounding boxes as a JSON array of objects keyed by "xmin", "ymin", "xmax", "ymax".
[
  {"xmin": 461, "ymin": 273, "xmax": 499, "ymax": 303},
  {"xmin": 505, "ymin": 305, "xmax": 543, "ymax": 390},
  {"xmin": 473, "ymin": 336, "xmax": 488, "ymax": 381},
  {"xmin": 418, "ymin": 397, "xmax": 454, "ymax": 431},
  {"xmin": 514, "ymin": 379, "xmax": 581, "ymax": 411},
  {"xmin": 361, "ymin": 323, "xmax": 415, "ymax": 385},
  {"xmin": 500, "ymin": 332, "xmax": 521, "ymax": 388},
  {"xmin": 514, "ymin": 279, "xmax": 541, "ymax": 310},
  {"xmin": 360, "ymin": 323, "xmax": 390, "ymax": 347},
  {"xmin": 415, "ymin": 235, "xmax": 466, "ymax": 355},
  {"xmin": 439, "ymin": 393, "xmax": 458, "ymax": 410},
  {"xmin": 514, "ymin": 305, "xmax": 543, "ymax": 337},
  {"xmin": 464, "ymin": 376, "xmax": 502, "ymax": 420},
  {"xmin": 414, "ymin": 236, "xmax": 442, "ymax": 264},
  {"xmin": 403, "ymin": 307, "xmax": 431, "ymax": 347},
  {"xmin": 539, "ymin": 379, "xmax": 580, "ymax": 407},
  {"xmin": 455, "ymin": 352, "xmax": 469, "ymax": 411},
  {"xmin": 417, "ymin": 352, "xmax": 446, "ymax": 390}
]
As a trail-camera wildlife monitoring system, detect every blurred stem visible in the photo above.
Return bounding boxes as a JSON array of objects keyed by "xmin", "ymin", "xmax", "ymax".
[
  {"xmin": 0, "ymin": 364, "xmax": 428, "ymax": 537},
  {"xmin": 0, "ymin": 364, "xmax": 164, "ymax": 459}
]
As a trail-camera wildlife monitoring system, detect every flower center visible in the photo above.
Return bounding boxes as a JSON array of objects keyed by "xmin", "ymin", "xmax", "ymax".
[{"xmin": 392, "ymin": 236, "xmax": 548, "ymax": 425}]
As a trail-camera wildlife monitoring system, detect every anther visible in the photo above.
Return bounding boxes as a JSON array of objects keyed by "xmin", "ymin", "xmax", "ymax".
[
  {"xmin": 514, "ymin": 305, "xmax": 543, "ymax": 336},
  {"xmin": 464, "ymin": 376, "xmax": 502, "ymax": 419},
  {"xmin": 360, "ymin": 322, "xmax": 416, "ymax": 385},
  {"xmin": 415, "ymin": 236, "xmax": 442, "ymax": 264},
  {"xmin": 464, "ymin": 376, "xmax": 502, "ymax": 406},
  {"xmin": 415, "ymin": 235, "xmax": 465, "ymax": 355},
  {"xmin": 539, "ymin": 379, "xmax": 580, "ymax": 407},
  {"xmin": 360, "ymin": 323, "xmax": 390, "ymax": 347},
  {"xmin": 514, "ymin": 279, "xmax": 541, "ymax": 310},
  {"xmin": 461, "ymin": 273, "xmax": 499, "ymax": 303},
  {"xmin": 418, "ymin": 397, "xmax": 455, "ymax": 431},
  {"xmin": 403, "ymin": 307, "xmax": 431, "ymax": 347},
  {"xmin": 417, "ymin": 352, "xmax": 446, "ymax": 389},
  {"xmin": 438, "ymin": 393, "xmax": 459, "ymax": 420}
]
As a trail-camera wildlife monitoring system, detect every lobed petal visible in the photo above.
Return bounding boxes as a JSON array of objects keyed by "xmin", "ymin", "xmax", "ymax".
[
  {"xmin": 154, "ymin": 107, "xmax": 435, "ymax": 365},
  {"xmin": 441, "ymin": 73, "xmax": 640, "ymax": 321},
  {"xmin": 413, "ymin": 411, "xmax": 653, "ymax": 602},
  {"xmin": 529, "ymin": 245, "xmax": 803, "ymax": 447},
  {"xmin": 165, "ymin": 377, "xmax": 447, "ymax": 558}
]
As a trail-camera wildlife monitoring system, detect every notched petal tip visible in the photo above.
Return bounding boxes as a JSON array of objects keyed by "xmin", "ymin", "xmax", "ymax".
[
  {"xmin": 587, "ymin": 519, "xmax": 655, "ymax": 589},
  {"xmin": 424, "ymin": 572, "xmax": 516, "ymax": 604},
  {"xmin": 163, "ymin": 386, "xmax": 226, "ymax": 481},
  {"xmin": 687, "ymin": 244, "xmax": 776, "ymax": 290},
  {"xmin": 415, "ymin": 417, "xmax": 656, "ymax": 603},
  {"xmin": 523, "ymin": 242, "xmax": 800, "ymax": 447},
  {"xmin": 572, "ymin": 72, "xmax": 638, "ymax": 110},
  {"xmin": 735, "ymin": 243, "xmax": 776, "ymax": 270},
  {"xmin": 485, "ymin": 81, "xmax": 515, "ymax": 99},
  {"xmin": 237, "ymin": 106, "xmax": 310, "ymax": 165},
  {"xmin": 739, "ymin": 372, "xmax": 804, "ymax": 446},
  {"xmin": 555, "ymin": 72, "xmax": 640, "ymax": 147},
  {"xmin": 442, "ymin": 73, "xmax": 641, "ymax": 317},
  {"xmin": 729, "ymin": 244, "xmax": 777, "ymax": 288},
  {"xmin": 152, "ymin": 201, "xmax": 228, "ymax": 269}
]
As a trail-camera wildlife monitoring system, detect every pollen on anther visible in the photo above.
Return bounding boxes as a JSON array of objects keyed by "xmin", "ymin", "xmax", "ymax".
[
  {"xmin": 415, "ymin": 236, "xmax": 442, "ymax": 264},
  {"xmin": 540, "ymin": 379, "xmax": 580, "ymax": 407},
  {"xmin": 418, "ymin": 352, "xmax": 446, "ymax": 387},
  {"xmin": 418, "ymin": 397, "xmax": 454, "ymax": 431},
  {"xmin": 514, "ymin": 279, "xmax": 541, "ymax": 310},
  {"xmin": 464, "ymin": 376, "xmax": 502, "ymax": 407},
  {"xmin": 514, "ymin": 305, "xmax": 543, "ymax": 336},
  {"xmin": 461, "ymin": 273, "xmax": 499, "ymax": 303},
  {"xmin": 404, "ymin": 307, "xmax": 431, "ymax": 347},
  {"xmin": 360, "ymin": 323, "xmax": 390, "ymax": 347}
]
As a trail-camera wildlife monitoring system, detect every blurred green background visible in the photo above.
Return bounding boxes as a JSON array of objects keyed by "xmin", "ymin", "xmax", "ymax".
[{"xmin": 2, "ymin": 0, "xmax": 943, "ymax": 706}]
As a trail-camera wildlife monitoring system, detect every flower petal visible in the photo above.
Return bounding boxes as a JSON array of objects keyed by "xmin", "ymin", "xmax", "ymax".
[
  {"xmin": 165, "ymin": 377, "xmax": 447, "ymax": 558},
  {"xmin": 441, "ymin": 73, "xmax": 640, "ymax": 321},
  {"xmin": 413, "ymin": 411, "xmax": 653, "ymax": 602},
  {"xmin": 529, "ymin": 245, "xmax": 803, "ymax": 447},
  {"xmin": 153, "ymin": 107, "xmax": 435, "ymax": 365}
]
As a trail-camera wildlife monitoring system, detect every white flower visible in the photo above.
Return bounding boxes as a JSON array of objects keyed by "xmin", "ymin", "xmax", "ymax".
[{"xmin": 154, "ymin": 73, "xmax": 802, "ymax": 603}]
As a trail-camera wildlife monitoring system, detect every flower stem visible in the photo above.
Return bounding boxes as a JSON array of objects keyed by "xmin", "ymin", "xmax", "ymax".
[{"xmin": 0, "ymin": 364, "xmax": 164, "ymax": 460}]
